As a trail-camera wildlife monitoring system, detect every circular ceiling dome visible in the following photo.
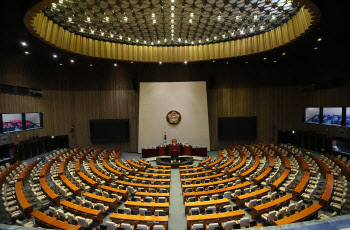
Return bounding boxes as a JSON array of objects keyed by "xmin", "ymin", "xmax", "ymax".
[{"xmin": 25, "ymin": 0, "xmax": 320, "ymax": 62}]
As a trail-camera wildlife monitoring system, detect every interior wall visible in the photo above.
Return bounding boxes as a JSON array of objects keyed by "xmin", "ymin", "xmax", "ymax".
[{"xmin": 1, "ymin": 54, "xmax": 350, "ymax": 153}]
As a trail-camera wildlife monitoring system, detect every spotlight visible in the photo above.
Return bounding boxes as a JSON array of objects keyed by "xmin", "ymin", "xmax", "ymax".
[
  {"xmin": 226, "ymin": 62, "xmax": 228, "ymax": 64},
  {"xmin": 59, "ymin": 63, "xmax": 63, "ymax": 66},
  {"xmin": 70, "ymin": 59, "xmax": 74, "ymax": 63},
  {"xmin": 292, "ymin": 130, "xmax": 295, "ymax": 134},
  {"xmin": 24, "ymin": 51, "xmax": 29, "ymax": 55},
  {"xmin": 184, "ymin": 61, "xmax": 187, "ymax": 64},
  {"xmin": 131, "ymin": 62, "xmax": 133, "ymax": 63},
  {"xmin": 314, "ymin": 47, "xmax": 318, "ymax": 50},
  {"xmin": 53, "ymin": 54, "xmax": 57, "ymax": 58},
  {"xmin": 263, "ymin": 57, "xmax": 267, "ymax": 60},
  {"xmin": 246, "ymin": 62, "xmax": 248, "ymax": 64},
  {"xmin": 274, "ymin": 60, "xmax": 277, "ymax": 63},
  {"xmin": 159, "ymin": 62, "xmax": 162, "ymax": 64},
  {"xmin": 114, "ymin": 63, "xmax": 117, "ymax": 67},
  {"xmin": 317, "ymin": 38, "xmax": 322, "ymax": 42},
  {"xmin": 282, "ymin": 52, "xmax": 286, "ymax": 56},
  {"xmin": 89, "ymin": 64, "xmax": 93, "ymax": 67},
  {"xmin": 213, "ymin": 60, "xmax": 215, "ymax": 63},
  {"xmin": 20, "ymin": 41, "xmax": 27, "ymax": 46}
]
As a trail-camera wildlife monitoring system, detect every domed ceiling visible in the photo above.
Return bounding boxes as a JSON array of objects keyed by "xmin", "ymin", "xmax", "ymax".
[{"xmin": 25, "ymin": 0, "xmax": 319, "ymax": 62}]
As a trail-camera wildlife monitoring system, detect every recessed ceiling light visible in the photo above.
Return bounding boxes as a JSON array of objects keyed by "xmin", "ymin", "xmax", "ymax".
[
  {"xmin": 314, "ymin": 47, "xmax": 318, "ymax": 50},
  {"xmin": 21, "ymin": 41, "xmax": 27, "ymax": 47},
  {"xmin": 114, "ymin": 63, "xmax": 117, "ymax": 67},
  {"xmin": 24, "ymin": 51, "xmax": 29, "ymax": 55},
  {"xmin": 159, "ymin": 62, "xmax": 162, "ymax": 64},
  {"xmin": 246, "ymin": 62, "xmax": 248, "ymax": 64},
  {"xmin": 184, "ymin": 61, "xmax": 187, "ymax": 64},
  {"xmin": 282, "ymin": 52, "xmax": 286, "ymax": 56},
  {"xmin": 274, "ymin": 60, "xmax": 277, "ymax": 63},
  {"xmin": 263, "ymin": 57, "xmax": 267, "ymax": 60},
  {"xmin": 70, "ymin": 59, "xmax": 74, "ymax": 63},
  {"xmin": 226, "ymin": 62, "xmax": 228, "ymax": 64},
  {"xmin": 317, "ymin": 38, "xmax": 322, "ymax": 42},
  {"xmin": 89, "ymin": 64, "xmax": 92, "ymax": 67},
  {"xmin": 53, "ymin": 54, "xmax": 57, "ymax": 58},
  {"xmin": 59, "ymin": 63, "xmax": 63, "ymax": 66},
  {"xmin": 131, "ymin": 62, "xmax": 133, "ymax": 63},
  {"xmin": 213, "ymin": 60, "xmax": 215, "ymax": 63}
]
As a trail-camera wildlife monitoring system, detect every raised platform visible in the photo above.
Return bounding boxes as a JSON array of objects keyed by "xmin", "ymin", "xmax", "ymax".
[{"xmin": 156, "ymin": 156, "xmax": 194, "ymax": 168}]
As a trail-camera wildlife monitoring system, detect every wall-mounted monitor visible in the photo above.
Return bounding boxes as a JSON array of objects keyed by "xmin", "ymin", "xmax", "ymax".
[
  {"xmin": 25, "ymin": 113, "xmax": 43, "ymax": 130},
  {"xmin": 322, "ymin": 107, "xmax": 342, "ymax": 126},
  {"xmin": 90, "ymin": 119, "xmax": 130, "ymax": 142},
  {"xmin": 218, "ymin": 116, "xmax": 257, "ymax": 139},
  {"xmin": 1, "ymin": 113, "xmax": 23, "ymax": 133},
  {"xmin": 304, "ymin": 107, "xmax": 320, "ymax": 124},
  {"xmin": 347, "ymin": 108, "xmax": 350, "ymax": 127}
]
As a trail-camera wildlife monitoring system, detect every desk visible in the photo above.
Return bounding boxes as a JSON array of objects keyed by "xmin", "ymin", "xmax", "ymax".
[
  {"xmin": 192, "ymin": 147, "xmax": 207, "ymax": 157},
  {"xmin": 138, "ymin": 159, "xmax": 151, "ymax": 168},
  {"xmin": 127, "ymin": 159, "xmax": 144, "ymax": 171},
  {"xmin": 169, "ymin": 144, "xmax": 181, "ymax": 156},
  {"xmin": 147, "ymin": 168, "xmax": 171, "ymax": 173},
  {"xmin": 101, "ymin": 185, "xmax": 129, "ymax": 200},
  {"xmin": 116, "ymin": 180, "xmax": 170, "ymax": 191},
  {"xmin": 180, "ymin": 170, "xmax": 213, "ymax": 178},
  {"xmin": 110, "ymin": 213, "xmax": 168, "ymax": 228},
  {"xmin": 89, "ymin": 160, "xmax": 112, "ymax": 183},
  {"xmin": 128, "ymin": 175, "xmax": 171, "ymax": 182},
  {"xmin": 181, "ymin": 177, "xmax": 237, "ymax": 192},
  {"xmin": 142, "ymin": 148, "xmax": 157, "ymax": 158},
  {"xmin": 185, "ymin": 198, "xmax": 230, "ymax": 213},
  {"xmin": 292, "ymin": 171, "xmax": 310, "ymax": 201},
  {"xmin": 31, "ymin": 210, "xmax": 81, "ymax": 230},
  {"xmin": 181, "ymin": 173, "xmax": 224, "ymax": 182},
  {"xmin": 239, "ymin": 156, "xmax": 259, "ymax": 180},
  {"xmin": 207, "ymin": 156, "xmax": 223, "ymax": 169},
  {"xmin": 60, "ymin": 174, "xmax": 81, "ymax": 196},
  {"xmin": 61, "ymin": 200, "xmax": 103, "ymax": 224},
  {"xmin": 273, "ymin": 203, "xmax": 322, "ymax": 225},
  {"xmin": 15, "ymin": 181, "xmax": 32, "ymax": 216},
  {"xmin": 328, "ymin": 155, "xmax": 350, "ymax": 180},
  {"xmin": 102, "ymin": 160, "xmax": 124, "ymax": 178},
  {"xmin": 271, "ymin": 169, "xmax": 290, "ymax": 192},
  {"xmin": 138, "ymin": 171, "xmax": 171, "ymax": 177},
  {"xmin": 311, "ymin": 155, "xmax": 331, "ymax": 178},
  {"xmin": 236, "ymin": 187, "xmax": 270, "ymax": 205},
  {"xmin": 78, "ymin": 171, "xmax": 98, "ymax": 189},
  {"xmin": 135, "ymin": 192, "xmax": 170, "ymax": 200},
  {"xmin": 124, "ymin": 200, "xmax": 170, "ymax": 214},
  {"xmin": 183, "ymin": 182, "xmax": 252, "ymax": 202},
  {"xmin": 199, "ymin": 157, "xmax": 212, "ymax": 167},
  {"xmin": 254, "ymin": 167, "xmax": 272, "ymax": 185},
  {"xmin": 227, "ymin": 156, "xmax": 247, "ymax": 176},
  {"xmin": 115, "ymin": 159, "xmax": 135, "ymax": 174},
  {"xmin": 17, "ymin": 161, "xmax": 37, "ymax": 182},
  {"xmin": 251, "ymin": 195, "xmax": 292, "ymax": 220},
  {"xmin": 83, "ymin": 192, "xmax": 118, "ymax": 209},
  {"xmin": 186, "ymin": 210, "xmax": 245, "ymax": 228},
  {"xmin": 39, "ymin": 178, "xmax": 60, "ymax": 207},
  {"xmin": 180, "ymin": 167, "xmax": 204, "ymax": 173},
  {"xmin": 217, "ymin": 157, "xmax": 234, "ymax": 172},
  {"xmin": 319, "ymin": 173, "xmax": 333, "ymax": 208}
]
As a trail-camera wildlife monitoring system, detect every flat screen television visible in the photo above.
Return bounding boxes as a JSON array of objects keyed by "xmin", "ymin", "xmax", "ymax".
[
  {"xmin": 218, "ymin": 116, "xmax": 257, "ymax": 138},
  {"xmin": 90, "ymin": 119, "xmax": 129, "ymax": 142}
]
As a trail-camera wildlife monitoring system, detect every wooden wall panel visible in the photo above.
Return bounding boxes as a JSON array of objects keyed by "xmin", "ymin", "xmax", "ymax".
[{"xmin": 1, "ymin": 55, "xmax": 349, "ymax": 152}]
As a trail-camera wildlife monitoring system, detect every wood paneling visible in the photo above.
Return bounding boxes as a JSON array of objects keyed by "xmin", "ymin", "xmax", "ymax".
[{"xmin": 1, "ymin": 55, "xmax": 349, "ymax": 152}]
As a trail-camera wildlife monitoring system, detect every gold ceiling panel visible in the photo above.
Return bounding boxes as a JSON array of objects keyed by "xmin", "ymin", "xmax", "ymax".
[{"xmin": 24, "ymin": 0, "xmax": 319, "ymax": 62}]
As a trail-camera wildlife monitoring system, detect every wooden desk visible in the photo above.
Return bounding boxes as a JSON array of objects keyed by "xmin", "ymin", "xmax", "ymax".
[
  {"xmin": 181, "ymin": 177, "xmax": 237, "ymax": 192},
  {"xmin": 183, "ymin": 182, "xmax": 252, "ymax": 202},
  {"xmin": 181, "ymin": 173, "xmax": 224, "ymax": 182},
  {"xmin": 217, "ymin": 157, "xmax": 234, "ymax": 172},
  {"xmin": 281, "ymin": 156, "xmax": 291, "ymax": 169},
  {"xmin": 58, "ymin": 160, "xmax": 66, "ymax": 175},
  {"xmin": 180, "ymin": 167, "xmax": 204, "ymax": 173},
  {"xmin": 138, "ymin": 159, "xmax": 151, "ymax": 168},
  {"xmin": 75, "ymin": 160, "xmax": 81, "ymax": 172},
  {"xmin": 39, "ymin": 178, "xmax": 60, "ymax": 207},
  {"xmin": 116, "ymin": 180, "xmax": 170, "ymax": 190},
  {"xmin": 292, "ymin": 171, "xmax": 310, "ymax": 201},
  {"xmin": 311, "ymin": 155, "xmax": 331, "ymax": 178},
  {"xmin": 236, "ymin": 187, "xmax": 270, "ymax": 205},
  {"xmin": 319, "ymin": 173, "xmax": 333, "ymax": 208},
  {"xmin": 102, "ymin": 160, "xmax": 124, "ymax": 178},
  {"xmin": 135, "ymin": 192, "xmax": 170, "ymax": 200},
  {"xmin": 271, "ymin": 169, "xmax": 290, "ymax": 192},
  {"xmin": 147, "ymin": 167, "xmax": 171, "ymax": 172},
  {"xmin": 155, "ymin": 165, "xmax": 171, "ymax": 168},
  {"xmin": 77, "ymin": 171, "xmax": 98, "ymax": 189},
  {"xmin": 40, "ymin": 160, "xmax": 54, "ymax": 178},
  {"xmin": 199, "ymin": 157, "xmax": 212, "ymax": 167},
  {"xmin": 207, "ymin": 156, "xmax": 223, "ymax": 169},
  {"xmin": 115, "ymin": 159, "xmax": 135, "ymax": 174},
  {"xmin": 61, "ymin": 200, "xmax": 103, "ymax": 224},
  {"xmin": 180, "ymin": 170, "xmax": 213, "ymax": 178},
  {"xmin": 89, "ymin": 160, "xmax": 112, "ymax": 183},
  {"xmin": 227, "ymin": 156, "xmax": 247, "ymax": 176},
  {"xmin": 296, "ymin": 155, "xmax": 310, "ymax": 172},
  {"xmin": 139, "ymin": 171, "xmax": 171, "ymax": 177},
  {"xmin": 124, "ymin": 200, "xmax": 170, "ymax": 214},
  {"xmin": 31, "ymin": 210, "xmax": 82, "ymax": 230},
  {"xmin": 17, "ymin": 161, "xmax": 37, "ymax": 182},
  {"xmin": 110, "ymin": 213, "xmax": 168, "ymax": 228},
  {"xmin": 127, "ymin": 159, "xmax": 144, "ymax": 171},
  {"xmin": 128, "ymin": 175, "xmax": 171, "ymax": 182},
  {"xmin": 273, "ymin": 203, "xmax": 322, "ymax": 225},
  {"xmin": 328, "ymin": 155, "xmax": 350, "ymax": 180},
  {"xmin": 83, "ymin": 192, "xmax": 118, "ymax": 210},
  {"xmin": 180, "ymin": 164, "xmax": 196, "ymax": 168},
  {"xmin": 239, "ymin": 156, "xmax": 259, "ymax": 180},
  {"xmin": 15, "ymin": 181, "xmax": 33, "ymax": 216},
  {"xmin": 254, "ymin": 167, "xmax": 272, "ymax": 185},
  {"xmin": 101, "ymin": 185, "xmax": 129, "ymax": 200},
  {"xmin": 186, "ymin": 210, "xmax": 245, "ymax": 228},
  {"xmin": 60, "ymin": 174, "xmax": 81, "ymax": 196},
  {"xmin": 185, "ymin": 198, "xmax": 230, "ymax": 213},
  {"xmin": 251, "ymin": 195, "xmax": 292, "ymax": 220}
]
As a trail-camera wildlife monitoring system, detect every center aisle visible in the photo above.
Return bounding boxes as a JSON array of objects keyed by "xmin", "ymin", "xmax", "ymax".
[{"xmin": 169, "ymin": 168, "xmax": 187, "ymax": 230}]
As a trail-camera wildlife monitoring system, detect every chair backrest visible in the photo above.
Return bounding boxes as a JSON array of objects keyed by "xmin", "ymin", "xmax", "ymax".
[
  {"xmin": 268, "ymin": 211, "xmax": 277, "ymax": 222},
  {"xmin": 139, "ymin": 208, "xmax": 147, "ymax": 215},
  {"xmin": 224, "ymin": 205, "xmax": 232, "ymax": 211},
  {"xmin": 192, "ymin": 223, "xmax": 204, "ymax": 230},
  {"xmin": 120, "ymin": 223, "xmax": 132, "ymax": 230},
  {"xmin": 190, "ymin": 207, "xmax": 200, "ymax": 215},
  {"xmin": 208, "ymin": 223, "xmax": 219, "ymax": 230},
  {"xmin": 223, "ymin": 191, "xmax": 231, "ymax": 200},
  {"xmin": 240, "ymin": 217, "xmax": 250, "ymax": 228},
  {"xmin": 206, "ymin": 206, "xmax": 216, "ymax": 213},
  {"xmin": 136, "ymin": 224, "xmax": 148, "ymax": 230},
  {"xmin": 76, "ymin": 217, "xmax": 88, "ymax": 228},
  {"xmin": 124, "ymin": 208, "xmax": 131, "ymax": 214},
  {"xmin": 153, "ymin": 225, "xmax": 164, "ymax": 230},
  {"xmin": 224, "ymin": 220, "xmax": 236, "ymax": 229}
]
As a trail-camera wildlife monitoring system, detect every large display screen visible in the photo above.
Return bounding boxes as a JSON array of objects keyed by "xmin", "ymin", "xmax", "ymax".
[
  {"xmin": 90, "ymin": 119, "xmax": 130, "ymax": 142},
  {"xmin": 304, "ymin": 107, "xmax": 320, "ymax": 124},
  {"xmin": 2, "ymin": 113, "xmax": 23, "ymax": 133},
  {"xmin": 347, "ymin": 108, "xmax": 350, "ymax": 127},
  {"xmin": 322, "ymin": 107, "xmax": 342, "ymax": 126},
  {"xmin": 25, "ymin": 113, "xmax": 42, "ymax": 130},
  {"xmin": 218, "ymin": 116, "xmax": 257, "ymax": 138}
]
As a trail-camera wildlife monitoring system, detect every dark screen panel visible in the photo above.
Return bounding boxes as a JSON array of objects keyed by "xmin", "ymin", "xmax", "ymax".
[
  {"xmin": 218, "ymin": 116, "xmax": 257, "ymax": 138},
  {"xmin": 90, "ymin": 119, "xmax": 129, "ymax": 142}
]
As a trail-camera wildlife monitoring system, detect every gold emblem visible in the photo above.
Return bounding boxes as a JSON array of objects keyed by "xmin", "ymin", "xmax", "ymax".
[{"xmin": 166, "ymin": 111, "xmax": 181, "ymax": 124}]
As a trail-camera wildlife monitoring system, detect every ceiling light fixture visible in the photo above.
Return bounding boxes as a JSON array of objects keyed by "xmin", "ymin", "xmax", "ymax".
[
  {"xmin": 24, "ymin": 51, "xmax": 29, "ymax": 55},
  {"xmin": 317, "ymin": 38, "xmax": 322, "ymax": 42},
  {"xmin": 21, "ymin": 41, "xmax": 27, "ymax": 46},
  {"xmin": 53, "ymin": 54, "xmax": 57, "ymax": 58},
  {"xmin": 184, "ymin": 61, "xmax": 187, "ymax": 64},
  {"xmin": 114, "ymin": 63, "xmax": 117, "ymax": 67},
  {"xmin": 70, "ymin": 59, "xmax": 74, "ymax": 63}
]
